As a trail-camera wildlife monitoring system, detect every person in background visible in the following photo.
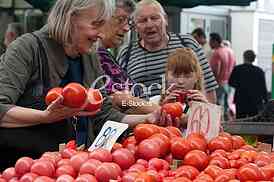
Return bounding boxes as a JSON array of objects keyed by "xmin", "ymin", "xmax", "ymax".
[
  {"xmin": 0, "ymin": 0, "xmax": 166, "ymax": 171},
  {"xmin": 191, "ymin": 27, "xmax": 207, "ymax": 46},
  {"xmin": 209, "ymin": 32, "xmax": 236, "ymax": 120},
  {"xmin": 191, "ymin": 27, "xmax": 213, "ymax": 69},
  {"xmin": 117, "ymin": 0, "xmax": 218, "ymax": 104},
  {"xmin": 160, "ymin": 48, "xmax": 208, "ymax": 131},
  {"xmin": 4, "ymin": 22, "xmax": 24, "ymax": 48},
  {"xmin": 229, "ymin": 50, "xmax": 268, "ymax": 118},
  {"xmin": 97, "ymin": 0, "xmax": 159, "ymax": 114}
]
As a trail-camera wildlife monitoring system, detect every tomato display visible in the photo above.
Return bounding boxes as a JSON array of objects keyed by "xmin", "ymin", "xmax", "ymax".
[{"xmin": 3, "ymin": 126, "xmax": 274, "ymax": 182}]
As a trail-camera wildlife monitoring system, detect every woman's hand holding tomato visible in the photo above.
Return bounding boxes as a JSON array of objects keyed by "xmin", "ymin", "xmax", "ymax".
[{"xmin": 43, "ymin": 84, "xmax": 102, "ymax": 123}]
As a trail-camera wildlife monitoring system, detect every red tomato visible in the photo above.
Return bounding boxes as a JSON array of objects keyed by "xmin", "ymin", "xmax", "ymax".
[
  {"xmin": 161, "ymin": 102, "xmax": 183, "ymax": 120},
  {"xmin": 30, "ymin": 160, "xmax": 55, "ymax": 177},
  {"xmin": 32, "ymin": 176, "xmax": 54, "ymax": 182},
  {"xmin": 261, "ymin": 163, "xmax": 274, "ymax": 180},
  {"xmin": 19, "ymin": 172, "xmax": 38, "ymax": 182},
  {"xmin": 240, "ymin": 150, "xmax": 258, "ymax": 162},
  {"xmin": 194, "ymin": 173, "xmax": 214, "ymax": 182},
  {"xmin": 56, "ymin": 174, "xmax": 74, "ymax": 182},
  {"xmin": 127, "ymin": 163, "xmax": 146, "ymax": 173},
  {"xmin": 122, "ymin": 172, "xmax": 139, "ymax": 182},
  {"xmin": 89, "ymin": 148, "xmax": 113, "ymax": 162},
  {"xmin": 79, "ymin": 159, "xmax": 102, "ymax": 175},
  {"xmin": 55, "ymin": 165, "xmax": 76, "ymax": 178},
  {"xmin": 227, "ymin": 149, "xmax": 245, "ymax": 160},
  {"xmin": 183, "ymin": 150, "xmax": 209, "ymax": 171},
  {"xmin": 171, "ymin": 137, "xmax": 191, "ymax": 160},
  {"xmin": 134, "ymin": 172, "xmax": 157, "ymax": 182},
  {"xmin": 148, "ymin": 158, "xmax": 169, "ymax": 171},
  {"xmin": 122, "ymin": 136, "xmax": 137, "ymax": 147},
  {"xmin": 65, "ymin": 140, "xmax": 76, "ymax": 150},
  {"xmin": 254, "ymin": 152, "xmax": 271, "ymax": 167},
  {"xmin": 231, "ymin": 135, "xmax": 245, "ymax": 149},
  {"xmin": 2, "ymin": 167, "xmax": 16, "ymax": 181},
  {"xmin": 208, "ymin": 136, "xmax": 233, "ymax": 152},
  {"xmin": 149, "ymin": 133, "xmax": 171, "ymax": 156},
  {"xmin": 209, "ymin": 156, "xmax": 230, "ymax": 169},
  {"xmin": 166, "ymin": 126, "xmax": 182, "ymax": 137},
  {"xmin": 112, "ymin": 148, "xmax": 135, "ymax": 170},
  {"xmin": 95, "ymin": 162, "xmax": 122, "ymax": 182},
  {"xmin": 236, "ymin": 163, "xmax": 264, "ymax": 181},
  {"xmin": 134, "ymin": 124, "xmax": 160, "ymax": 143},
  {"xmin": 158, "ymin": 127, "xmax": 171, "ymax": 138},
  {"xmin": 111, "ymin": 143, "xmax": 123, "ymax": 152},
  {"xmin": 85, "ymin": 88, "xmax": 103, "ymax": 112},
  {"xmin": 186, "ymin": 133, "xmax": 207, "ymax": 152},
  {"xmin": 60, "ymin": 148, "xmax": 77, "ymax": 159},
  {"xmin": 75, "ymin": 174, "xmax": 97, "ymax": 182},
  {"xmin": 136, "ymin": 159, "xmax": 149, "ymax": 168},
  {"xmin": 57, "ymin": 159, "xmax": 71, "ymax": 167},
  {"xmin": 125, "ymin": 143, "xmax": 138, "ymax": 156},
  {"xmin": 137, "ymin": 139, "xmax": 161, "ymax": 160},
  {"xmin": 172, "ymin": 177, "xmax": 192, "ymax": 182},
  {"xmin": 41, "ymin": 152, "xmax": 61, "ymax": 167},
  {"xmin": 15, "ymin": 157, "xmax": 34, "ymax": 176},
  {"xmin": 204, "ymin": 165, "xmax": 223, "ymax": 179},
  {"xmin": 214, "ymin": 174, "xmax": 233, "ymax": 182},
  {"xmin": 62, "ymin": 82, "xmax": 87, "ymax": 108},
  {"xmin": 175, "ymin": 165, "xmax": 199, "ymax": 180},
  {"xmin": 45, "ymin": 87, "xmax": 63, "ymax": 105},
  {"xmin": 209, "ymin": 149, "xmax": 227, "ymax": 160},
  {"xmin": 70, "ymin": 152, "xmax": 89, "ymax": 172}
]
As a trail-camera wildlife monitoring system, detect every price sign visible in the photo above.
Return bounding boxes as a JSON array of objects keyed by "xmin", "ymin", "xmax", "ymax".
[
  {"xmin": 88, "ymin": 120, "xmax": 128, "ymax": 152},
  {"xmin": 186, "ymin": 101, "xmax": 222, "ymax": 141}
]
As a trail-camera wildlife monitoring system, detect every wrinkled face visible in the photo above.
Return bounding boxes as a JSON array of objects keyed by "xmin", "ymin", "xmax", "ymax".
[
  {"xmin": 71, "ymin": 7, "xmax": 106, "ymax": 54},
  {"xmin": 135, "ymin": 4, "xmax": 167, "ymax": 47},
  {"xmin": 167, "ymin": 71, "xmax": 198, "ymax": 90},
  {"xmin": 101, "ymin": 7, "xmax": 131, "ymax": 48}
]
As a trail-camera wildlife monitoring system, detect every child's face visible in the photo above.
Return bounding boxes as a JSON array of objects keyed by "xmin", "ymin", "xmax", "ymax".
[{"xmin": 167, "ymin": 71, "xmax": 197, "ymax": 90}]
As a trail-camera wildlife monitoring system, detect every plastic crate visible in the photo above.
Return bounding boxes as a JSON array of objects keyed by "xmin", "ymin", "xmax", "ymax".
[
  {"xmin": 222, "ymin": 121, "xmax": 274, "ymax": 135},
  {"xmin": 222, "ymin": 100, "xmax": 274, "ymax": 135}
]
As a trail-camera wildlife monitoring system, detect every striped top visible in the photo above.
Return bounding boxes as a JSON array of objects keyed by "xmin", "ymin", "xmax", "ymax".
[{"xmin": 117, "ymin": 33, "xmax": 218, "ymax": 98}]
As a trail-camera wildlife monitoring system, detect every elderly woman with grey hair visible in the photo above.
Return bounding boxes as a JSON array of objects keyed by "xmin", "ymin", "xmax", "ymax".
[
  {"xmin": 97, "ymin": 0, "xmax": 160, "ymax": 114},
  {"xmin": 0, "ymin": 0, "xmax": 163, "ymax": 170}
]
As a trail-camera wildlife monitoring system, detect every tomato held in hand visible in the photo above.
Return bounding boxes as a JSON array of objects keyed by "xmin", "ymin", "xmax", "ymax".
[
  {"xmin": 45, "ymin": 87, "xmax": 63, "ymax": 105},
  {"xmin": 85, "ymin": 88, "xmax": 103, "ymax": 112},
  {"xmin": 161, "ymin": 102, "xmax": 183, "ymax": 120},
  {"xmin": 62, "ymin": 82, "xmax": 87, "ymax": 108}
]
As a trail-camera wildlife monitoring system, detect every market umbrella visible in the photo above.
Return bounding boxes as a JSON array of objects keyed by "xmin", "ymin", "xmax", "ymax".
[
  {"xmin": 24, "ymin": 0, "xmax": 257, "ymax": 12},
  {"xmin": 158, "ymin": 0, "xmax": 257, "ymax": 8}
]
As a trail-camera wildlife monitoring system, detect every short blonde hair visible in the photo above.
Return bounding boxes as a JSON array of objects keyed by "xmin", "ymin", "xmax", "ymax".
[
  {"xmin": 48, "ymin": 0, "xmax": 115, "ymax": 45},
  {"xmin": 166, "ymin": 48, "xmax": 204, "ymax": 91}
]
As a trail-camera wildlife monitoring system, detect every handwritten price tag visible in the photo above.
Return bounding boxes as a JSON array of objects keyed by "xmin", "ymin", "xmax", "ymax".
[
  {"xmin": 88, "ymin": 120, "xmax": 128, "ymax": 152},
  {"xmin": 186, "ymin": 101, "xmax": 222, "ymax": 141}
]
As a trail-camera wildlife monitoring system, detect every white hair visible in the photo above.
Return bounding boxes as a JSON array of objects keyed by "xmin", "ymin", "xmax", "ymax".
[
  {"xmin": 133, "ymin": 0, "xmax": 167, "ymax": 22},
  {"xmin": 48, "ymin": 0, "xmax": 115, "ymax": 45}
]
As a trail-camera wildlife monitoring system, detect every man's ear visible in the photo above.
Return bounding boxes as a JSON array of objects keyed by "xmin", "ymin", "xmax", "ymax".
[{"xmin": 9, "ymin": 32, "xmax": 17, "ymax": 40}]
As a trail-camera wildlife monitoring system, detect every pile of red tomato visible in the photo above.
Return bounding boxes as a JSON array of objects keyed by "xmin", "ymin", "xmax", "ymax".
[
  {"xmin": 45, "ymin": 82, "xmax": 103, "ymax": 112},
  {"xmin": 1, "ymin": 123, "xmax": 274, "ymax": 182}
]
